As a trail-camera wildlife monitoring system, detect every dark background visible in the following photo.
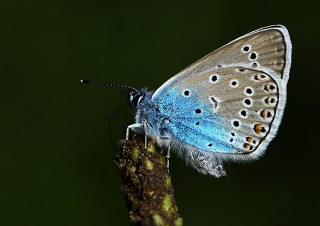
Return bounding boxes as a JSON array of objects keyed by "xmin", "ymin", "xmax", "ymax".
[{"xmin": 1, "ymin": 0, "xmax": 319, "ymax": 225}]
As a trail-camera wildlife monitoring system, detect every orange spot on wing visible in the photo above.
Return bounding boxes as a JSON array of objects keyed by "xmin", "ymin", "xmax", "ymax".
[
  {"xmin": 243, "ymin": 143, "xmax": 251, "ymax": 150},
  {"xmin": 260, "ymin": 110, "xmax": 267, "ymax": 119},
  {"xmin": 254, "ymin": 124, "xmax": 261, "ymax": 133}
]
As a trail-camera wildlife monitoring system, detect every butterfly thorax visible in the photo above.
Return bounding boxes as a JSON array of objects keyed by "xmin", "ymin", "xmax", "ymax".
[{"xmin": 131, "ymin": 89, "xmax": 172, "ymax": 143}]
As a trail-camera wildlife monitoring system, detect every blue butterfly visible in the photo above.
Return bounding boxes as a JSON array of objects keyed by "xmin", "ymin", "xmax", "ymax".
[
  {"xmin": 84, "ymin": 25, "xmax": 292, "ymax": 177},
  {"xmin": 126, "ymin": 25, "xmax": 292, "ymax": 177}
]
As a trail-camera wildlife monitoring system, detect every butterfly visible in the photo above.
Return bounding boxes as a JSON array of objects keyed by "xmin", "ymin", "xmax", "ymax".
[{"xmin": 83, "ymin": 25, "xmax": 292, "ymax": 177}]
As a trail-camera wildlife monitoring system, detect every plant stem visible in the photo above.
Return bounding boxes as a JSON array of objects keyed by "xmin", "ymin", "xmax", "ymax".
[{"xmin": 115, "ymin": 134, "xmax": 183, "ymax": 226}]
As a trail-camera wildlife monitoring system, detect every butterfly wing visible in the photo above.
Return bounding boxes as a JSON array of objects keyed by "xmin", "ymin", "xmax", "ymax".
[
  {"xmin": 152, "ymin": 25, "xmax": 291, "ymax": 164},
  {"xmin": 153, "ymin": 25, "xmax": 291, "ymax": 100}
]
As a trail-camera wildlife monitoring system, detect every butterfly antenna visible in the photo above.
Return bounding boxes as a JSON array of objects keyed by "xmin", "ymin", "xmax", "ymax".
[{"xmin": 80, "ymin": 79, "xmax": 140, "ymax": 94}]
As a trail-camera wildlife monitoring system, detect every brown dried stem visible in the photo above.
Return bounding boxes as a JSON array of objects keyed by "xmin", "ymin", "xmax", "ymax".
[{"xmin": 115, "ymin": 134, "xmax": 183, "ymax": 226}]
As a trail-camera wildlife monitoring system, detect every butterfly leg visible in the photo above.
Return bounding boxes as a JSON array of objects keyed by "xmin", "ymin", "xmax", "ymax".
[
  {"xmin": 142, "ymin": 119, "xmax": 148, "ymax": 149},
  {"xmin": 125, "ymin": 120, "xmax": 149, "ymax": 149},
  {"xmin": 125, "ymin": 122, "xmax": 144, "ymax": 150},
  {"xmin": 166, "ymin": 144, "xmax": 171, "ymax": 173},
  {"xmin": 125, "ymin": 123, "xmax": 143, "ymax": 140},
  {"xmin": 158, "ymin": 135, "xmax": 172, "ymax": 173}
]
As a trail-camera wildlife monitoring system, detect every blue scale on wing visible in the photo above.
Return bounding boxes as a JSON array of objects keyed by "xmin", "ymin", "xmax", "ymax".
[
  {"xmin": 170, "ymin": 117, "xmax": 236, "ymax": 153},
  {"xmin": 154, "ymin": 87, "xmax": 178, "ymax": 115},
  {"xmin": 155, "ymin": 87, "xmax": 239, "ymax": 153}
]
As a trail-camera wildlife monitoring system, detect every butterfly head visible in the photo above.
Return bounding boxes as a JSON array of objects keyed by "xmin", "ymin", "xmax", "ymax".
[
  {"xmin": 128, "ymin": 89, "xmax": 143, "ymax": 108},
  {"xmin": 128, "ymin": 87, "xmax": 153, "ymax": 109}
]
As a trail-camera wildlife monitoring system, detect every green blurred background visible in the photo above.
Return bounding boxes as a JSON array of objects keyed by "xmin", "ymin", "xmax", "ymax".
[{"xmin": 1, "ymin": 0, "xmax": 319, "ymax": 225}]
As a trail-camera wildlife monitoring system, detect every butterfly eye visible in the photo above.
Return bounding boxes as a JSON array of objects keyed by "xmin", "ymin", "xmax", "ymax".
[{"xmin": 129, "ymin": 91, "xmax": 143, "ymax": 107}]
